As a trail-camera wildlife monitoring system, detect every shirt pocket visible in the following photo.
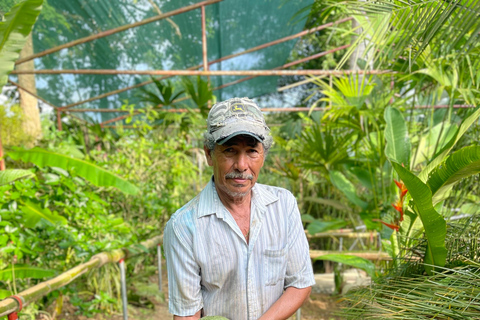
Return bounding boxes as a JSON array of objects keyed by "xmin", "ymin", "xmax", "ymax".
[{"xmin": 264, "ymin": 246, "xmax": 287, "ymax": 286}]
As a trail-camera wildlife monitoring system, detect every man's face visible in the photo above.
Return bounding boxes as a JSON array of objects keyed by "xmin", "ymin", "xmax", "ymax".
[{"xmin": 205, "ymin": 135, "xmax": 265, "ymax": 200}]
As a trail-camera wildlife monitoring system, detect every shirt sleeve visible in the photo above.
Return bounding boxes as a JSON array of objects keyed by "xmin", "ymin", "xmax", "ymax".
[
  {"xmin": 284, "ymin": 194, "xmax": 316, "ymax": 289},
  {"xmin": 164, "ymin": 215, "xmax": 203, "ymax": 316}
]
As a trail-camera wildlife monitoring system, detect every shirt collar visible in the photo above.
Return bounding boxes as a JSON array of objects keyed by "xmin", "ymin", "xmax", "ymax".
[{"xmin": 197, "ymin": 176, "xmax": 279, "ymax": 219}]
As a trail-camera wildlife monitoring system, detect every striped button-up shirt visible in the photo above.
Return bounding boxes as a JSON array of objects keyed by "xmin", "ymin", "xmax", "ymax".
[{"xmin": 164, "ymin": 179, "xmax": 315, "ymax": 320}]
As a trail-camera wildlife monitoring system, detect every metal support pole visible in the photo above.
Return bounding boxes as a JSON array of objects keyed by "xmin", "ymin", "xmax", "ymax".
[
  {"xmin": 296, "ymin": 308, "xmax": 301, "ymax": 320},
  {"xmin": 157, "ymin": 244, "xmax": 162, "ymax": 292},
  {"xmin": 119, "ymin": 259, "xmax": 128, "ymax": 320}
]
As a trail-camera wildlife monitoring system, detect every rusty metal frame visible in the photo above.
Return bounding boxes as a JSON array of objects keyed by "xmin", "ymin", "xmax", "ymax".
[
  {"xmin": 33, "ymin": 17, "xmax": 354, "ymax": 112},
  {"xmin": 93, "ymin": 45, "xmax": 351, "ymax": 126},
  {"xmin": 15, "ymin": 0, "xmax": 223, "ymax": 66},
  {"xmin": 9, "ymin": 0, "xmax": 364, "ymax": 127}
]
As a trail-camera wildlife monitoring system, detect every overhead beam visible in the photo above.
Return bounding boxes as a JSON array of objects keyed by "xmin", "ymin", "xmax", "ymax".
[
  {"xmin": 8, "ymin": 80, "xmax": 59, "ymax": 109},
  {"xmin": 94, "ymin": 46, "xmax": 351, "ymax": 126},
  {"xmin": 56, "ymin": 17, "xmax": 354, "ymax": 110},
  {"xmin": 12, "ymin": 69, "xmax": 393, "ymax": 76},
  {"xmin": 15, "ymin": 0, "xmax": 223, "ymax": 65}
]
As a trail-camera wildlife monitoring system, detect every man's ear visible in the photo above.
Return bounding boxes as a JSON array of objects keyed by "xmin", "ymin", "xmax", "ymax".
[{"xmin": 204, "ymin": 146, "xmax": 214, "ymax": 166}]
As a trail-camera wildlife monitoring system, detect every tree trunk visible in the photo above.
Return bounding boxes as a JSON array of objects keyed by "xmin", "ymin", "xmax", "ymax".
[{"xmin": 17, "ymin": 34, "xmax": 42, "ymax": 145}]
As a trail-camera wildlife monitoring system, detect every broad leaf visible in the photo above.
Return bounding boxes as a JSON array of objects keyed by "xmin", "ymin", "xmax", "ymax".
[
  {"xmin": 0, "ymin": 264, "xmax": 55, "ymax": 281},
  {"xmin": 329, "ymin": 170, "xmax": 368, "ymax": 209},
  {"xmin": 0, "ymin": 289, "xmax": 12, "ymax": 299},
  {"xmin": 427, "ymin": 146, "xmax": 480, "ymax": 205},
  {"xmin": 384, "ymin": 107, "xmax": 410, "ymax": 168},
  {"xmin": 307, "ymin": 219, "xmax": 348, "ymax": 235},
  {"xmin": 303, "ymin": 197, "xmax": 352, "ymax": 212},
  {"xmin": 0, "ymin": 169, "xmax": 34, "ymax": 186},
  {"xmin": 419, "ymin": 106, "xmax": 480, "ymax": 182},
  {"xmin": 314, "ymin": 254, "xmax": 376, "ymax": 278},
  {"xmin": 8, "ymin": 147, "xmax": 139, "ymax": 195},
  {"xmin": 0, "ymin": 0, "xmax": 44, "ymax": 91},
  {"xmin": 20, "ymin": 200, "xmax": 67, "ymax": 228},
  {"xmin": 392, "ymin": 162, "xmax": 446, "ymax": 274}
]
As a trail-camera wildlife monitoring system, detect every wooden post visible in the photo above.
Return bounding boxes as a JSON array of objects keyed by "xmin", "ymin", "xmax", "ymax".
[{"xmin": 56, "ymin": 110, "xmax": 63, "ymax": 131}]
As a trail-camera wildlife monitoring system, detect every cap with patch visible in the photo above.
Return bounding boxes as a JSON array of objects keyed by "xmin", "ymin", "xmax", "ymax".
[{"xmin": 207, "ymin": 97, "xmax": 270, "ymax": 145}]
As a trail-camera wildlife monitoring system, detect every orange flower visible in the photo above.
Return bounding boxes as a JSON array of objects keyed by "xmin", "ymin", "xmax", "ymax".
[
  {"xmin": 373, "ymin": 219, "xmax": 399, "ymax": 231},
  {"xmin": 394, "ymin": 179, "xmax": 408, "ymax": 199}
]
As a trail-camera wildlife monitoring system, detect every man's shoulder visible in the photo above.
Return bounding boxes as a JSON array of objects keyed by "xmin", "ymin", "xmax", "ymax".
[{"xmin": 165, "ymin": 193, "xmax": 201, "ymax": 230}]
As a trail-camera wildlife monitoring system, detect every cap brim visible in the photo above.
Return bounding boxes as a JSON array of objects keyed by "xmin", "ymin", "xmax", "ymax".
[{"xmin": 217, "ymin": 131, "xmax": 263, "ymax": 145}]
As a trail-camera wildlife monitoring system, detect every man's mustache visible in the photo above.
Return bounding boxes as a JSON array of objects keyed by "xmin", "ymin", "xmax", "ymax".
[{"xmin": 225, "ymin": 172, "xmax": 253, "ymax": 180}]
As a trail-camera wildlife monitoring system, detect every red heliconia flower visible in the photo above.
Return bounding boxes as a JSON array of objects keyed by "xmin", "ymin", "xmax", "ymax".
[
  {"xmin": 373, "ymin": 219, "xmax": 399, "ymax": 231},
  {"xmin": 394, "ymin": 179, "xmax": 408, "ymax": 199}
]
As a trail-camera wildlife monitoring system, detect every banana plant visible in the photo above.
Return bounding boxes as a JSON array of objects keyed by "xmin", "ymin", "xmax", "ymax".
[
  {"xmin": 7, "ymin": 147, "xmax": 139, "ymax": 195},
  {"xmin": 384, "ymin": 105, "xmax": 480, "ymax": 274},
  {"xmin": 0, "ymin": 0, "xmax": 44, "ymax": 91}
]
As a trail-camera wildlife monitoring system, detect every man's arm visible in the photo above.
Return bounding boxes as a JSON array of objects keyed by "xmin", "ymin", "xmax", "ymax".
[
  {"xmin": 173, "ymin": 310, "xmax": 202, "ymax": 320},
  {"xmin": 259, "ymin": 286, "xmax": 311, "ymax": 320}
]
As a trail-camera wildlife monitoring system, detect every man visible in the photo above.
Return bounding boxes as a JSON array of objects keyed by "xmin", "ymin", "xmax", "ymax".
[{"xmin": 164, "ymin": 97, "xmax": 315, "ymax": 320}]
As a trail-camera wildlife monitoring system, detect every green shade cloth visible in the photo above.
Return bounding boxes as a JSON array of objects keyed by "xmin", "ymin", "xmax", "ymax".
[{"xmin": 30, "ymin": 0, "xmax": 313, "ymax": 123}]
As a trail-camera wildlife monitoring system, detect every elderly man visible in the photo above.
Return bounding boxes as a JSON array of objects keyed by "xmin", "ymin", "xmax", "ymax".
[{"xmin": 164, "ymin": 97, "xmax": 315, "ymax": 320}]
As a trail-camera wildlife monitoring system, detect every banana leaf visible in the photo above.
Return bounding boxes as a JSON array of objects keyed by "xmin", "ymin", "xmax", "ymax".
[
  {"xmin": 0, "ymin": 0, "xmax": 44, "ymax": 90},
  {"xmin": 8, "ymin": 147, "xmax": 139, "ymax": 195},
  {"xmin": 384, "ymin": 106, "xmax": 410, "ymax": 168},
  {"xmin": 314, "ymin": 254, "xmax": 376, "ymax": 278},
  {"xmin": 0, "ymin": 289, "xmax": 12, "ymax": 299},
  {"xmin": 303, "ymin": 197, "xmax": 352, "ymax": 212},
  {"xmin": 0, "ymin": 169, "xmax": 34, "ymax": 186},
  {"xmin": 306, "ymin": 219, "xmax": 348, "ymax": 235},
  {"xmin": 20, "ymin": 200, "xmax": 67, "ymax": 227},
  {"xmin": 0, "ymin": 264, "xmax": 55, "ymax": 281},
  {"xmin": 330, "ymin": 170, "xmax": 368, "ymax": 210},
  {"xmin": 427, "ymin": 146, "xmax": 480, "ymax": 206},
  {"xmin": 392, "ymin": 162, "xmax": 446, "ymax": 274},
  {"xmin": 419, "ymin": 105, "xmax": 480, "ymax": 182}
]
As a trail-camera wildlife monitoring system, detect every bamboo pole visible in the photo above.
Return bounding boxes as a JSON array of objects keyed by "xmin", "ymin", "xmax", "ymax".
[
  {"xmin": 15, "ymin": 0, "xmax": 223, "ymax": 65},
  {"xmin": 201, "ymin": 6, "xmax": 208, "ymax": 72},
  {"xmin": 8, "ymin": 80, "xmax": 59, "ymax": 110},
  {"xmin": 0, "ymin": 235, "xmax": 163, "ymax": 317},
  {"xmin": 12, "ymin": 69, "xmax": 394, "ymax": 76},
  {"xmin": 96, "ymin": 46, "xmax": 349, "ymax": 126},
  {"xmin": 309, "ymin": 250, "xmax": 391, "ymax": 261},
  {"xmin": 57, "ymin": 16, "xmax": 354, "ymax": 110},
  {"xmin": 66, "ymin": 104, "xmax": 475, "ymax": 115}
]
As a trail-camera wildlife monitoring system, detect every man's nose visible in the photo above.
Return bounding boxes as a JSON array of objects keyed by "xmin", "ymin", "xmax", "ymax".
[{"xmin": 234, "ymin": 152, "xmax": 248, "ymax": 171}]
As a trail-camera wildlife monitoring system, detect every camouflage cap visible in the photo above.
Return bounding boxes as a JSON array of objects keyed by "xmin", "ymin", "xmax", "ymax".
[{"xmin": 207, "ymin": 97, "xmax": 270, "ymax": 145}]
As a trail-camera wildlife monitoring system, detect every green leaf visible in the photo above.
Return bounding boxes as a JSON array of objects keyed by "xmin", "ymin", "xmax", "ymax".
[
  {"xmin": 314, "ymin": 254, "xmax": 376, "ymax": 278},
  {"xmin": 0, "ymin": 0, "xmax": 44, "ymax": 91},
  {"xmin": 303, "ymin": 197, "xmax": 352, "ymax": 212},
  {"xmin": 392, "ymin": 162, "xmax": 446, "ymax": 274},
  {"xmin": 7, "ymin": 147, "xmax": 139, "ymax": 195},
  {"xmin": 306, "ymin": 219, "xmax": 348, "ymax": 235},
  {"xmin": 0, "ymin": 169, "xmax": 34, "ymax": 186},
  {"xmin": 0, "ymin": 289, "xmax": 12, "ymax": 299},
  {"xmin": 20, "ymin": 200, "xmax": 67, "ymax": 228},
  {"xmin": 419, "ymin": 106, "xmax": 480, "ymax": 182},
  {"xmin": 427, "ymin": 146, "xmax": 480, "ymax": 206},
  {"xmin": 384, "ymin": 107, "xmax": 410, "ymax": 168},
  {"xmin": 0, "ymin": 264, "xmax": 55, "ymax": 281},
  {"xmin": 329, "ymin": 171, "xmax": 368, "ymax": 209}
]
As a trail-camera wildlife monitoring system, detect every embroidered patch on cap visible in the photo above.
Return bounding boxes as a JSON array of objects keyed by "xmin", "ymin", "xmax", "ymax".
[{"xmin": 231, "ymin": 103, "xmax": 246, "ymax": 113}]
